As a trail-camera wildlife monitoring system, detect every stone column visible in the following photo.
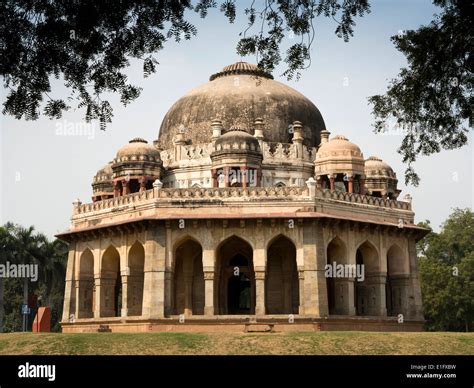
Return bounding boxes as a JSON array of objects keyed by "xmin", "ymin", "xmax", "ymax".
[
  {"xmin": 211, "ymin": 169, "xmax": 218, "ymax": 188},
  {"xmin": 120, "ymin": 273, "xmax": 129, "ymax": 317},
  {"xmin": 255, "ymin": 271, "xmax": 265, "ymax": 315},
  {"xmin": 256, "ymin": 170, "xmax": 262, "ymax": 187},
  {"xmin": 359, "ymin": 177, "xmax": 366, "ymax": 195},
  {"xmin": 204, "ymin": 271, "xmax": 214, "ymax": 315},
  {"xmin": 407, "ymin": 238, "xmax": 424, "ymax": 320},
  {"xmin": 224, "ymin": 166, "xmax": 230, "ymax": 188},
  {"xmin": 303, "ymin": 222, "xmax": 329, "ymax": 316},
  {"xmin": 113, "ymin": 181, "xmax": 120, "ymax": 197},
  {"xmin": 298, "ymin": 269, "xmax": 305, "ymax": 315},
  {"xmin": 240, "ymin": 166, "xmax": 248, "ymax": 189},
  {"xmin": 139, "ymin": 177, "xmax": 147, "ymax": 193},
  {"xmin": 366, "ymin": 273, "xmax": 387, "ymax": 316},
  {"xmin": 329, "ymin": 174, "xmax": 335, "ymax": 191},
  {"xmin": 348, "ymin": 175, "xmax": 354, "ymax": 193},
  {"xmin": 122, "ymin": 179, "xmax": 129, "ymax": 196},
  {"xmin": 334, "ymin": 278, "xmax": 356, "ymax": 315},
  {"xmin": 62, "ymin": 247, "xmax": 76, "ymax": 322},
  {"xmin": 142, "ymin": 227, "xmax": 166, "ymax": 319},
  {"xmin": 93, "ymin": 276, "xmax": 101, "ymax": 318}
]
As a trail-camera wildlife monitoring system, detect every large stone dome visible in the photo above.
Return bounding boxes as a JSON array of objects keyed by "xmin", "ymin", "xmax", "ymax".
[{"xmin": 158, "ymin": 61, "xmax": 326, "ymax": 149}]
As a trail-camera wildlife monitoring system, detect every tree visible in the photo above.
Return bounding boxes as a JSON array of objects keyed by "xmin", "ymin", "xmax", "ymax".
[
  {"xmin": 417, "ymin": 208, "xmax": 474, "ymax": 331},
  {"xmin": 0, "ymin": 0, "xmax": 370, "ymax": 128},
  {"xmin": 368, "ymin": 0, "xmax": 473, "ymax": 185},
  {"xmin": 0, "ymin": 223, "xmax": 67, "ymax": 332}
]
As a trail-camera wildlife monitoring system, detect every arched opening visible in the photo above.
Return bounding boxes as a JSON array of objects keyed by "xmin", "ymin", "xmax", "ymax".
[
  {"xmin": 266, "ymin": 235, "xmax": 299, "ymax": 314},
  {"xmin": 101, "ymin": 246, "xmax": 122, "ymax": 317},
  {"xmin": 78, "ymin": 249, "xmax": 94, "ymax": 318},
  {"xmin": 216, "ymin": 236, "xmax": 255, "ymax": 314},
  {"xmin": 128, "ymin": 241, "xmax": 145, "ymax": 316},
  {"xmin": 354, "ymin": 241, "xmax": 379, "ymax": 316},
  {"xmin": 326, "ymin": 237, "xmax": 348, "ymax": 315},
  {"xmin": 174, "ymin": 239, "xmax": 204, "ymax": 315},
  {"xmin": 386, "ymin": 244, "xmax": 407, "ymax": 317}
]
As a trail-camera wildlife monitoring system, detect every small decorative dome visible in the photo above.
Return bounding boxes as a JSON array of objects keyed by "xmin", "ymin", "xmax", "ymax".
[
  {"xmin": 214, "ymin": 128, "xmax": 261, "ymax": 153},
  {"xmin": 364, "ymin": 156, "xmax": 396, "ymax": 178},
  {"xmin": 315, "ymin": 134, "xmax": 365, "ymax": 176},
  {"xmin": 93, "ymin": 163, "xmax": 113, "ymax": 184},
  {"xmin": 92, "ymin": 162, "xmax": 114, "ymax": 199},
  {"xmin": 364, "ymin": 156, "xmax": 400, "ymax": 199},
  {"xmin": 116, "ymin": 138, "xmax": 161, "ymax": 161}
]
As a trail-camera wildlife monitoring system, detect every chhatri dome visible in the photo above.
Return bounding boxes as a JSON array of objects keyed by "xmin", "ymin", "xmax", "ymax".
[{"xmin": 158, "ymin": 61, "xmax": 326, "ymax": 149}]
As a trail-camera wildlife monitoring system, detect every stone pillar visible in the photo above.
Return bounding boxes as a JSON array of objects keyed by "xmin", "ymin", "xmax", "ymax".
[
  {"xmin": 62, "ymin": 247, "xmax": 76, "ymax": 322},
  {"xmin": 329, "ymin": 174, "xmax": 335, "ymax": 191},
  {"xmin": 291, "ymin": 120, "xmax": 304, "ymax": 158},
  {"xmin": 407, "ymin": 238, "xmax": 424, "ymax": 320},
  {"xmin": 211, "ymin": 169, "xmax": 218, "ymax": 188},
  {"xmin": 255, "ymin": 271, "xmax": 265, "ymax": 315},
  {"xmin": 204, "ymin": 271, "xmax": 214, "ymax": 315},
  {"xmin": 223, "ymin": 166, "xmax": 230, "ymax": 188},
  {"xmin": 298, "ymin": 269, "xmax": 305, "ymax": 314},
  {"xmin": 211, "ymin": 119, "xmax": 223, "ymax": 141},
  {"xmin": 139, "ymin": 177, "xmax": 147, "ymax": 193},
  {"xmin": 334, "ymin": 278, "xmax": 356, "ymax": 315},
  {"xmin": 366, "ymin": 273, "xmax": 387, "ymax": 316},
  {"xmin": 122, "ymin": 179, "xmax": 129, "ymax": 196},
  {"xmin": 142, "ymin": 227, "xmax": 166, "ymax": 318},
  {"xmin": 256, "ymin": 170, "xmax": 262, "ymax": 187},
  {"xmin": 359, "ymin": 177, "xmax": 366, "ymax": 195},
  {"xmin": 113, "ymin": 181, "xmax": 120, "ymax": 197},
  {"xmin": 348, "ymin": 175, "xmax": 354, "ymax": 193},
  {"xmin": 240, "ymin": 166, "xmax": 248, "ymax": 189},
  {"xmin": 93, "ymin": 276, "xmax": 102, "ymax": 318},
  {"xmin": 120, "ymin": 273, "xmax": 129, "ymax": 317},
  {"xmin": 303, "ymin": 222, "xmax": 329, "ymax": 316}
]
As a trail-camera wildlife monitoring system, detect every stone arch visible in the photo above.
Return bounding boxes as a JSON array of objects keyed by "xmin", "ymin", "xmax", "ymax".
[
  {"xmin": 326, "ymin": 237, "xmax": 350, "ymax": 315},
  {"xmin": 100, "ymin": 245, "xmax": 122, "ymax": 317},
  {"xmin": 174, "ymin": 238, "xmax": 204, "ymax": 315},
  {"xmin": 216, "ymin": 235, "xmax": 255, "ymax": 315},
  {"xmin": 275, "ymin": 181, "xmax": 286, "ymax": 187},
  {"xmin": 78, "ymin": 249, "xmax": 94, "ymax": 318},
  {"xmin": 266, "ymin": 235, "xmax": 299, "ymax": 314},
  {"xmin": 127, "ymin": 241, "xmax": 145, "ymax": 316},
  {"xmin": 354, "ymin": 240, "xmax": 382, "ymax": 316},
  {"xmin": 386, "ymin": 244, "xmax": 409, "ymax": 317}
]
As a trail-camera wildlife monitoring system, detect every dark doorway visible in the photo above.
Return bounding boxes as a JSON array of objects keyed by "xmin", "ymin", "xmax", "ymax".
[{"xmin": 227, "ymin": 273, "xmax": 251, "ymax": 314}]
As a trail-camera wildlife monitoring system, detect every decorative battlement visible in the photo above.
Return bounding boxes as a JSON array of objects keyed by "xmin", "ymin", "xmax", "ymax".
[
  {"xmin": 74, "ymin": 185, "xmax": 411, "ymax": 216},
  {"xmin": 263, "ymin": 142, "xmax": 316, "ymax": 163}
]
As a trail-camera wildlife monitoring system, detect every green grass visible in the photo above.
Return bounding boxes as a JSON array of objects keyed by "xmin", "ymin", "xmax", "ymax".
[{"xmin": 0, "ymin": 331, "xmax": 472, "ymax": 355}]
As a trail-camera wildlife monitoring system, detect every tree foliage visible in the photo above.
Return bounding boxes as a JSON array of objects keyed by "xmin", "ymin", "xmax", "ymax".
[
  {"xmin": 369, "ymin": 0, "xmax": 473, "ymax": 185},
  {"xmin": 0, "ymin": 0, "xmax": 370, "ymax": 127},
  {"xmin": 0, "ymin": 223, "xmax": 67, "ymax": 332},
  {"xmin": 417, "ymin": 208, "xmax": 474, "ymax": 332}
]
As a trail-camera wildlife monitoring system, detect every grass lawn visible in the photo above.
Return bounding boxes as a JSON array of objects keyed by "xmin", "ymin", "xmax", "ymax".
[{"xmin": 0, "ymin": 331, "xmax": 473, "ymax": 355}]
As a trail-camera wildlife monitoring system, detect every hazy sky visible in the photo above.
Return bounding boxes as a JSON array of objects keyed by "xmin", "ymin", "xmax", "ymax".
[{"xmin": 1, "ymin": 0, "xmax": 472, "ymax": 239}]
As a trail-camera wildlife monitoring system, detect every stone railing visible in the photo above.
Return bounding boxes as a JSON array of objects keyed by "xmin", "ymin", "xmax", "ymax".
[
  {"xmin": 315, "ymin": 188, "xmax": 412, "ymax": 211},
  {"xmin": 75, "ymin": 186, "xmax": 310, "ymax": 215},
  {"xmin": 263, "ymin": 142, "xmax": 316, "ymax": 162},
  {"xmin": 160, "ymin": 143, "xmax": 213, "ymax": 167},
  {"xmin": 75, "ymin": 184, "xmax": 411, "ymax": 215}
]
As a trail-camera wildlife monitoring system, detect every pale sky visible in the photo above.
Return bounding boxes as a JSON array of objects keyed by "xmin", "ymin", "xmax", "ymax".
[{"xmin": 1, "ymin": 0, "xmax": 472, "ymax": 238}]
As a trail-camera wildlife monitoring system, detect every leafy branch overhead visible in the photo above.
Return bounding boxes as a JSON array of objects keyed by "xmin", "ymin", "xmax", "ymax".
[
  {"xmin": 0, "ymin": 0, "xmax": 369, "ymax": 129},
  {"xmin": 368, "ymin": 0, "xmax": 473, "ymax": 186}
]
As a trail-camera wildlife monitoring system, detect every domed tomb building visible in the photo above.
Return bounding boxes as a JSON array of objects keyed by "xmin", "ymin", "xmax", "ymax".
[{"xmin": 58, "ymin": 62, "xmax": 427, "ymax": 332}]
